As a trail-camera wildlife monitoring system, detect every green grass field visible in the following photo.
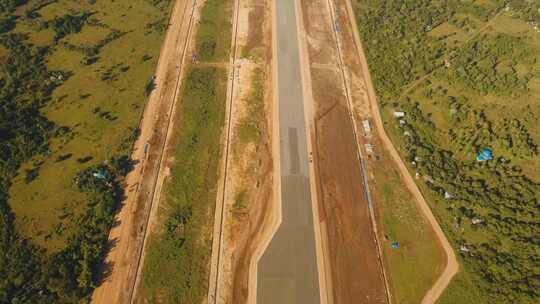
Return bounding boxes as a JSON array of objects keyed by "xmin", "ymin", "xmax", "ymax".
[
  {"xmin": 436, "ymin": 270, "xmax": 485, "ymax": 304},
  {"xmin": 196, "ymin": 0, "xmax": 232, "ymax": 62},
  {"xmin": 138, "ymin": 66, "xmax": 227, "ymax": 303},
  {"xmin": 372, "ymin": 161, "xmax": 444, "ymax": 304},
  {"xmin": 237, "ymin": 67, "xmax": 265, "ymax": 145},
  {"xmin": 0, "ymin": 0, "xmax": 175, "ymax": 301},
  {"xmin": 8, "ymin": 0, "xmax": 172, "ymax": 252}
]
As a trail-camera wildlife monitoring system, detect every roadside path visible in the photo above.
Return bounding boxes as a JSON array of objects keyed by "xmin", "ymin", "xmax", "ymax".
[{"xmin": 342, "ymin": 0, "xmax": 459, "ymax": 303}]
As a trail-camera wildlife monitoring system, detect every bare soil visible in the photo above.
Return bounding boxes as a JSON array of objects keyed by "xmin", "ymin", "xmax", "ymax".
[
  {"xmin": 242, "ymin": 4, "xmax": 267, "ymax": 59},
  {"xmin": 210, "ymin": 0, "xmax": 275, "ymax": 303},
  {"xmin": 300, "ymin": 0, "xmax": 389, "ymax": 302},
  {"xmin": 311, "ymin": 68, "xmax": 387, "ymax": 304},
  {"xmin": 300, "ymin": 0, "xmax": 336, "ymax": 65},
  {"xmin": 229, "ymin": 137, "xmax": 274, "ymax": 303}
]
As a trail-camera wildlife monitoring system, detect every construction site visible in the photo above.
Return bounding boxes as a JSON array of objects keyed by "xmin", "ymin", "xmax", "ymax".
[
  {"xmin": 2, "ymin": 0, "xmax": 538, "ymax": 303},
  {"xmin": 90, "ymin": 0, "xmax": 457, "ymax": 303}
]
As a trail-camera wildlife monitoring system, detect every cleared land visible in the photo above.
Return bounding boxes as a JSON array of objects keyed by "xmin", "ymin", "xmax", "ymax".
[
  {"xmin": 299, "ymin": 0, "xmax": 457, "ymax": 303},
  {"xmin": 325, "ymin": 0, "xmax": 451, "ymax": 303},
  {"xmin": 137, "ymin": 65, "xmax": 227, "ymax": 303},
  {"xmin": 205, "ymin": 0, "xmax": 276, "ymax": 302},
  {"xmin": 298, "ymin": 0, "xmax": 389, "ymax": 303},
  {"xmin": 369, "ymin": 136, "xmax": 445, "ymax": 304}
]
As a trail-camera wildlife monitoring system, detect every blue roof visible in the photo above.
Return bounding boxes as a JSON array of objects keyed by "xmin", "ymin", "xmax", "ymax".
[{"xmin": 476, "ymin": 147, "xmax": 493, "ymax": 161}]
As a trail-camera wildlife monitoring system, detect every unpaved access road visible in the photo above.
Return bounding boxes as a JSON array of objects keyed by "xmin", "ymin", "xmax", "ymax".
[{"xmin": 91, "ymin": 0, "xmax": 197, "ymax": 302}]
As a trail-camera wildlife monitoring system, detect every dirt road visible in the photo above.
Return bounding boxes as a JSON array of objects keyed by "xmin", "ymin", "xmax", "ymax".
[
  {"xmin": 341, "ymin": 0, "xmax": 459, "ymax": 303},
  {"xmin": 91, "ymin": 0, "xmax": 198, "ymax": 303}
]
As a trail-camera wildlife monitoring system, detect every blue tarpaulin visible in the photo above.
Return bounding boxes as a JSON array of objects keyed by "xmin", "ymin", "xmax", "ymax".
[
  {"xmin": 93, "ymin": 171, "xmax": 108, "ymax": 180},
  {"xmin": 391, "ymin": 242, "xmax": 400, "ymax": 249},
  {"xmin": 476, "ymin": 147, "xmax": 493, "ymax": 161}
]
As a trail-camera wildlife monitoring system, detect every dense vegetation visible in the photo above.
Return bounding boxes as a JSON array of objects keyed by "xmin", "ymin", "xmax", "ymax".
[
  {"xmin": 0, "ymin": 32, "xmax": 129, "ymax": 301},
  {"xmin": 0, "ymin": 29, "xmax": 58, "ymax": 304},
  {"xmin": 0, "ymin": 0, "xmax": 169, "ymax": 302},
  {"xmin": 354, "ymin": 0, "xmax": 539, "ymax": 303}
]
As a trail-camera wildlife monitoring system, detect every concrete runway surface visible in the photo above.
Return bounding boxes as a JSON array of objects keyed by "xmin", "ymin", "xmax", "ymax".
[{"xmin": 256, "ymin": 0, "xmax": 321, "ymax": 303}]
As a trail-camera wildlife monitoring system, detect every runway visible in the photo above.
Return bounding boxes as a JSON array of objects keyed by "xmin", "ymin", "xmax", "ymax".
[{"xmin": 256, "ymin": 0, "xmax": 321, "ymax": 303}]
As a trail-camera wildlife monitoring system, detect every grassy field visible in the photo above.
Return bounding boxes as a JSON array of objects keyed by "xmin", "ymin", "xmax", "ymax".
[
  {"xmin": 196, "ymin": 0, "xmax": 233, "ymax": 62},
  {"xmin": 232, "ymin": 65, "xmax": 267, "ymax": 214},
  {"xmin": 138, "ymin": 0, "xmax": 232, "ymax": 301},
  {"xmin": 436, "ymin": 268, "xmax": 485, "ymax": 304},
  {"xmin": 8, "ymin": 0, "xmax": 172, "ymax": 251},
  {"xmin": 371, "ymin": 158, "xmax": 444, "ymax": 304},
  {"xmin": 138, "ymin": 66, "xmax": 227, "ymax": 303},
  {"xmin": 0, "ymin": 0, "xmax": 174, "ymax": 301},
  {"xmin": 354, "ymin": 0, "xmax": 539, "ymax": 303},
  {"xmin": 237, "ymin": 67, "xmax": 265, "ymax": 145}
]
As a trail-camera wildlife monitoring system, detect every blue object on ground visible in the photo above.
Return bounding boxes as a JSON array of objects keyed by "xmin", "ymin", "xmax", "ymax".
[
  {"xmin": 476, "ymin": 147, "xmax": 493, "ymax": 161},
  {"xmin": 391, "ymin": 241, "xmax": 400, "ymax": 249},
  {"xmin": 93, "ymin": 171, "xmax": 108, "ymax": 180}
]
